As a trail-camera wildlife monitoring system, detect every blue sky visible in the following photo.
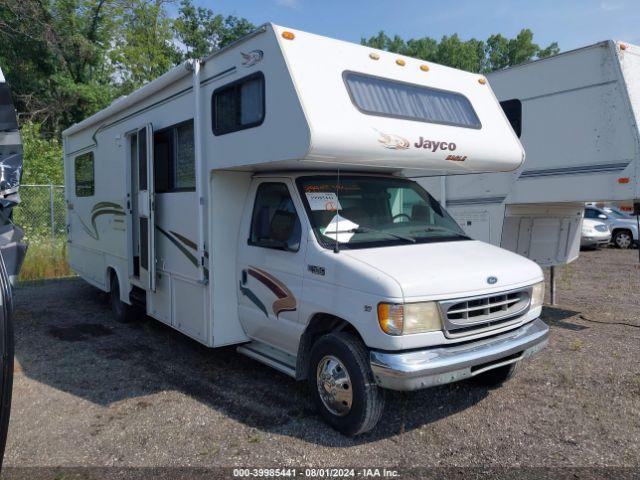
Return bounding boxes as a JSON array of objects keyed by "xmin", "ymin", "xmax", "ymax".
[{"xmin": 191, "ymin": 0, "xmax": 640, "ymax": 51}]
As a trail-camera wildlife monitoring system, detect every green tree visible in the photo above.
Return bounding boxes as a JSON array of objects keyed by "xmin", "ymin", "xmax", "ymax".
[
  {"xmin": 0, "ymin": 0, "xmax": 120, "ymax": 133},
  {"xmin": 20, "ymin": 122, "xmax": 64, "ymax": 185},
  {"xmin": 109, "ymin": 0, "xmax": 182, "ymax": 90},
  {"xmin": 173, "ymin": 0, "xmax": 255, "ymax": 60},
  {"xmin": 362, "ymin": 29, "xmax": 560, "ymax": 73}
]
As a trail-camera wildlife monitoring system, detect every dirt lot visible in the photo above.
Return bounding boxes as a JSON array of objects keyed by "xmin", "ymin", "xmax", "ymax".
[{"xmin": 4, "ymin": 248, "xmax": 640, "ymax": 472}]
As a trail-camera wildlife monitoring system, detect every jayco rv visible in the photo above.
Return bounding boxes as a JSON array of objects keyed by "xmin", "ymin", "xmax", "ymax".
[
  {"xmin": 416, "ymin": 40, "xmax": 640, "ymax": 267},
  {"xmin": 63, "ymin": 24, "xmax": 548, "ymax": 435}
]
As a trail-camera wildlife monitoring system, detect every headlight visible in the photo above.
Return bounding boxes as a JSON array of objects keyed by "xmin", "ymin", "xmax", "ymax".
[
  {"xmin": 531, "ymin": 281, "xmax": 545, "ymax": 309},
  {"xmin": 377, "ymin": 301, "xmax": 442, "ymax": 336}
]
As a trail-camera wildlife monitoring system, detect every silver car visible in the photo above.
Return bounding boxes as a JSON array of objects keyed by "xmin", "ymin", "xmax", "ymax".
[
  {"xmin": 584, "ymin": 206, "xmax": 638, "ymax": 249},
  {"xmin": 581, "ymin": 218, "xmax": 611, "ymax": 249}
]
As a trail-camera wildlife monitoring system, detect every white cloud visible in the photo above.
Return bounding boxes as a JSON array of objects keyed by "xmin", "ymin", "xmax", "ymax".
[
  {"xmin": 600, "ymin": 1, "xmax": 624, "ymax": 11},
  {"xmin": 276, "ymin": 0, "xmax": 299, "ymax": 8}
]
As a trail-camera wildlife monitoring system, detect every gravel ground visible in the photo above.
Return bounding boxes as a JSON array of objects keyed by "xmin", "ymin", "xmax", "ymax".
[{"xmin": 3, "ymin": 248, "xmax": 639, "ymax": 471}]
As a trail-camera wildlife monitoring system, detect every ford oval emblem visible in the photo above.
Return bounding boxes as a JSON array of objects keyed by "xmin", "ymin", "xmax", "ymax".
[{"xmin": 487, "ymin": 276, "xmax": 498, "ymax": 285}]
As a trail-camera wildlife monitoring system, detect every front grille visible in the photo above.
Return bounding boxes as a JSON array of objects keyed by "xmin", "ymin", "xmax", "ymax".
[
  {"xmin": 594, "ymin": 224, "xmax": 609, "ymax": 232},
  {"xmin": 439, "ymin": 287, "xmax": 531, "ymax": 338}
]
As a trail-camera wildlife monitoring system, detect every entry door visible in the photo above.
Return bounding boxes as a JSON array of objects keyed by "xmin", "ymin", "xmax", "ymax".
[
  {"xmin": 137, "ymin": 124, "xmax": 156, "ymax": 291},
  {"xmin": 237, "ymin": 181, "xmax": 307, "ymax": 354}
]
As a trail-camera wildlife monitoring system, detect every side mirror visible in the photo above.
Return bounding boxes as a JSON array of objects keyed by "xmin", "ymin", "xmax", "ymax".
[
  {"xmin": 634, "ymin": 202, "xmax": 640, "ymax": 216},
  {"xmin": 598, "ymin": 214, "xmax": 608, "ymax": 220}
]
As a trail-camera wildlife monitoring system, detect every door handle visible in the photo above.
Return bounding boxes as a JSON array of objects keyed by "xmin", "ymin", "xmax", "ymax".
[{"xmin": 241, "ymin": 269, "xmax": 247, "ymax": 285}]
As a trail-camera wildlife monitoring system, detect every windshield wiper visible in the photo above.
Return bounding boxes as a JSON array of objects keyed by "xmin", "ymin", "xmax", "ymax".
[
  {"xmin": 411, "ymin": 226, "xmax": 469, "ymax": 238},
  {"xmin": 350, "ymin": 226, "xmax": 416, "ymax": 243}
]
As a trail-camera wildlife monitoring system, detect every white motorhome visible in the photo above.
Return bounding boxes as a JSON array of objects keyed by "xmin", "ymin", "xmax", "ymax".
[
  {"xmin": 63, "ymin": 24, "xmax": 548, "ymax": 435},
  {"xmin": 416, "ymin": 40, "xmax": 640, "ymax": 266}
]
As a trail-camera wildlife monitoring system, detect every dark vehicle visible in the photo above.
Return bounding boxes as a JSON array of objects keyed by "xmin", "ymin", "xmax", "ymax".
[{"xmin": 0, "ymin": 66, "xmax": 26, "ymax": 469}]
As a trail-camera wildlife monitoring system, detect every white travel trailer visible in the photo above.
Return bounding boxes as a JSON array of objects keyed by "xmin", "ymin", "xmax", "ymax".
[
  {"xmin": 416, "ymin": 40, "xmax": 640, "ymax": 269},
  {"xmin": 63, "ymin": 24, "xmax": 548, "ymax": 435}
]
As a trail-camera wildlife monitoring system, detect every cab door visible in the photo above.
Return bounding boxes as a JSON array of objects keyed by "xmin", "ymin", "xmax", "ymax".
[
  {"xmin": 237, "ymin": 179, "xmax": 307, "ymax": 355},
  {"xmin": 136, "ymin": 124, "xmax": 156, "ymax": 291}
]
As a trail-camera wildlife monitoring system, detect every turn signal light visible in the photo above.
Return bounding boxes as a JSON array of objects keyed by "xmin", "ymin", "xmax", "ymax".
[
  {"xmin": 478, "ymin": 77, "xmax": 487, "ymax": 85},
  {"xmin": 420, "ymin": 64, "xmax": 430, "ymax": 72},
  {"xmin": 369, "ymin": 52, "xmax": 380, "ymax": 60},
  {"xmin": 620, "ymin": 43, "xmax": 627, "ymax": 51},
  {"xmin": 396, "ymin": 58, "xmax": 406, "ymax": 66},
  {"xmin": 618, "ymin": 177, "xmax": 630, "ymax": 184},
  {"xmin": 282, "ymin": 31, "xmax": 295, "ymax": 40}
]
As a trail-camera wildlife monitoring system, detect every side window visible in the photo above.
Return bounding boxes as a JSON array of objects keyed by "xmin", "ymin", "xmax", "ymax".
[
  {"xmin": 212, "ymin": 72, "xmax": 265, "ymax": 135},
  {"xmin": 153, "ymin": 120, "xmax": 195, "ymax": 192},
  {"xmin": 249, "ymin": 183, "xmax": 301, "ymax": 252},
  {"xmin": 500, "ymin": 99, "xmax": 522, "ymax": 138},
  {"xmin": 74, "ymin": 152, "xmax": 95, "ymax": 197},
  {"xmin": 584, "ymin": 208, "xmax": 598, "ymax": 219}
]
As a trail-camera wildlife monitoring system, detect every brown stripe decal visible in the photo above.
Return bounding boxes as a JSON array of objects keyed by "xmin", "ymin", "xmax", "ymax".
[
  {"xmin": 247, "ymin": 267, "xmax": 297, "ymax": 317},
  {"xmin": 170, "ymin": 230, "xmax": 198, "ymax": 250}
]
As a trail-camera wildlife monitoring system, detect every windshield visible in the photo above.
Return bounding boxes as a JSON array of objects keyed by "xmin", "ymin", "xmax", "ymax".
[
  {"xmin": 604, "ymin": 207, "xmax": 630, "ymax": 219},
  {"xmin": 297, "ymin": 175, "xmax": 469, "ymax": 250}
]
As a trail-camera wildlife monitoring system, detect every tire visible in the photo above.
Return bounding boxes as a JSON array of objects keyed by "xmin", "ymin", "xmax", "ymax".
[
  {"xmin": 308, "ymin": 332, "xmax": 384, "ymax": 436},
  {"xmin": 613, "ymin": 230, "xmax": 633, "ymax": 249},
  {"xmin": 471, "ymin": 362, "xmax": 519, "ymax": 388},
  {"xmin": 0, "ymin": 252, "xmax": 14, "ymax": 469},
  {"xmin": 110, "ymin": 274, "xmax": 135, "ymax": 323}
]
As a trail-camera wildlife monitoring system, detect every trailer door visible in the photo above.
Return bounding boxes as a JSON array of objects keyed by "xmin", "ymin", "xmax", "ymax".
[{"xmin": 137, "ymin": 124, "xmax": 156, "ymax": 291}]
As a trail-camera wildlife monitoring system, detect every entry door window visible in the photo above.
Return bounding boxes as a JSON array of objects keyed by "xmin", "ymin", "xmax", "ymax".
[{"xmin": 249, "ymin": 183, "xmax": 301, "ymax": 252}]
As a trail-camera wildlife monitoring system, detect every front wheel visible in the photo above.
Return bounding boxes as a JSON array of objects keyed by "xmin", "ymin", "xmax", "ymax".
[
  {"xmin": 309, "ymin": 332, "xmax": 384, "ymax": 436},
  {"xmin": 110, "ymin": 275, "xmax": 135, "ymax": 323},
  {"xmin": 613, "ymin": 230, "xmax": 633, "ymax": 249}
]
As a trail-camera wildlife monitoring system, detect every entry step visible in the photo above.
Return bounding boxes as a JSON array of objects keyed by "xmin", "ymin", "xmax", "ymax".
[{"xmin": 237, "ymin": 341, "xmax": 296, "ymax": 378}]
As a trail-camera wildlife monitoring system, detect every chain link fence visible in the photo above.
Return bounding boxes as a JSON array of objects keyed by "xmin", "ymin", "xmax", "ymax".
[
  {"xmin": 12, "ymin": 185, "xmax": 72, "ymax": 280},
  {"xmin": 14, "ymin": 185, "xmax": 67, "ymax": 242}
]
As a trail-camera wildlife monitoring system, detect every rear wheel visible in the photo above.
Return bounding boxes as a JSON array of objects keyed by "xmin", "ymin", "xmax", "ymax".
[
  {"xmin": 309, "ymin": 332, "xmax": 384, "ymax": 436},
  {"xmin": 613, "ymin": 230, "xmax": 633, "ymax": 249},
  {"xmin": 471, "ymin": 362, "xmax": 519, "ymax": 388},
  {"xmin": 110, "ymin": 274, "xmax": 135, "ymax": 323}
]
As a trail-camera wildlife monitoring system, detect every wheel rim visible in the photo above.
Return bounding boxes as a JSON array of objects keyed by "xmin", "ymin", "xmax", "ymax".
[
  {"xmin": 616, "ymin": 232, "xmax": 632, "ymax": 248},
  {"xmin": 316, "ymin": 355, "xmax": 353, "ymax": 417}
]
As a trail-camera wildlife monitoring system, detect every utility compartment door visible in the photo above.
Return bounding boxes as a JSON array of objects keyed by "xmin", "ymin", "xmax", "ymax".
[
  {"xmin": 137, "ymin": 124, "xmax": 156, "ymax": 291},
  {"xmin": 501, "ymin": 204, "xmax": 583, "ymax": 267}
]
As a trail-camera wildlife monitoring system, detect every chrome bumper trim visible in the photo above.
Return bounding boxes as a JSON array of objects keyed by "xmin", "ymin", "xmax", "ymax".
[{"xmin": 370, "ymin": 318, "xmax": 549, "ymax": 391}]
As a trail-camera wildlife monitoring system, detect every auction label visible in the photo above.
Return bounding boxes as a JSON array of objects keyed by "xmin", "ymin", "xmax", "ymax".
[
  {"xmin": 305, "ymin": 192, "xmax": 342, "ymax": 211},
  {"xmin": 233, "ymin": 467, "xmax": 400, "ymax": 478}
]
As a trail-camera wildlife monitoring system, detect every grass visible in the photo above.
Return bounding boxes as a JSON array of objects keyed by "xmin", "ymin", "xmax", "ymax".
[{"xmin": 19, "ymin": 238, "xmax": 74, "ymax": 281}]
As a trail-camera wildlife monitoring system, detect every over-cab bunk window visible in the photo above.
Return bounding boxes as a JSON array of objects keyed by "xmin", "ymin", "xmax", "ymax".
[
  {"xmin": 74, "ymin": 152, "xmax": 95, "ymax": 197},
  {"xmin": 343, "ymin": 71, "xmax": 481, "ymax": 129},
  {"xmin": 154, "ymin": 120, "xmax": 195, "ymax": 192},
  {"xmin": 212, "ymin": 72, "xmax": 265, "ymax": 135}
]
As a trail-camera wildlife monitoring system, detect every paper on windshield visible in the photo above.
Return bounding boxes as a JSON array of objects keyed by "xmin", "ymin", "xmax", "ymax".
[
  {"xmin": 305, "ymin": 192, "xmax": 342, "ymax": 211},
  {"xmin": 321, "ymin": 214, "xmax": 358, "ymax": 243}
]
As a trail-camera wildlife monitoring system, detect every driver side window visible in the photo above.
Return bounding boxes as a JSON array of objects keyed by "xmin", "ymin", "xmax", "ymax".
[{"xmin": 249, "ymin": 182, "xmax": 301, "ymax": 252}]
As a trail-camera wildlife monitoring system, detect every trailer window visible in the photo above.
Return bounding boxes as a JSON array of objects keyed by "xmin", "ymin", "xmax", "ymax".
[
  {"xmin": 74, "ymin": 152, "xmax": 94, "ymax": 197},
  {"xmin": 500, "ymin": 99, "xmax": 522, "ymax": 137},
  {"xmin": 249, "ymin": 183, "xmax": 301, "ymax": 252},
  {"xmin": 154, "ymin": 120, "xmax": 195, "ymax": 192},
  {"xmin": 343, "ymin": 71, "xmax": 481, "ymax": 129},
  {"xmin": 212, "ymin": 72, "xmax": 265, "ymax": 135}
]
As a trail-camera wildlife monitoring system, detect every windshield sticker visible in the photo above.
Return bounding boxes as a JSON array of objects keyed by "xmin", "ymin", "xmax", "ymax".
[
  {"xmin": 304, "ymin": 184, "xmax": 361, "ymax": 193},
  {"xmin": 306, "ymin": 192, "xmax": 343, "ymax": 211},
  {"xmin": 321, "ymin": 214, "xmax": 358, "ymax": 243}
]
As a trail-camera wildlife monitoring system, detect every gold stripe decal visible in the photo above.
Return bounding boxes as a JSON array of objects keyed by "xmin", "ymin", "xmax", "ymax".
[{"xmin": 247, "ymin": 266, "xmax": 297, "ymax": 318}]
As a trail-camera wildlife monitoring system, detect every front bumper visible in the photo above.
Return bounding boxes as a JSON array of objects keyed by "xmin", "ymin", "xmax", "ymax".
[
  {"xmin": 581, "ymin": 235, "xmax": 611, "ymax": 247},
  {"xmin": 370, "ymin": 318, "xmax": 549, "ymax": 391}
]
